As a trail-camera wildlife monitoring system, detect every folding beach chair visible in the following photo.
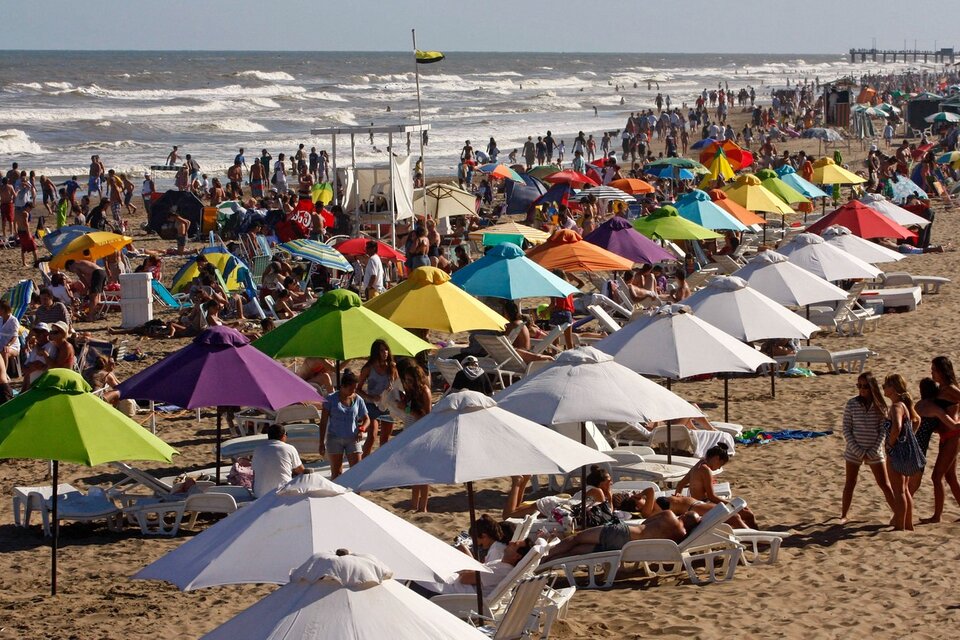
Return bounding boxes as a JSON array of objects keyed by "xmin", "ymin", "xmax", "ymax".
[
  {"xmin": 152, "ymin": 279, "xmax": 193, "ymax": 310},
  {"xmin": 1, "ymin": 279, "xmax": 34, "ymax": 321}
]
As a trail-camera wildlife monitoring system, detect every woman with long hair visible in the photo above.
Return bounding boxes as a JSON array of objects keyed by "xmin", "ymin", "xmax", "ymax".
[
  {"xmin": 919, "ymin": 357, "xmax": 960, "ymax": 522},
  {"xmin": 357, "ymin": 339, "xmax": 399, "ymax": 458},
  {"xmin": 400, "ymin": 358, "xmax": 433, "ymax": 512},
  {"xmin": 840, "ymin": 372, "xmax": 895, "ymax": 523},
  {"xmin": 883, "ymin": 374, "xmax": 921, "ymax": 531}
]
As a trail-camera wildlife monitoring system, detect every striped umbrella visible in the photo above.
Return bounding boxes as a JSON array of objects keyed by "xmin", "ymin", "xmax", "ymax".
[{"xmin": 279, "ymin": 239, "xmax": 353, "ymax": 271}]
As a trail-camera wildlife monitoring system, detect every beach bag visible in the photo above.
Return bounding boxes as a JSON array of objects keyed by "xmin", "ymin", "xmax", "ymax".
[
  {"xmin": 569, "ymin": 500, "xmax": 619, "ymax": 528},
  {"xmin": 888, "ymin": 421, "xmax": 926, "ymax": 476}
]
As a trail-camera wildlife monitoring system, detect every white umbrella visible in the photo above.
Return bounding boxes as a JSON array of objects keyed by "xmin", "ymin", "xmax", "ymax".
[
  {"xmin": 858, "ymin": 193, "xmax": 931, "ymax": 228},
  {"xmin": 776, "ymin": 233, "xmax": 882, "ymax": 281},
  {"xmin": 202, "ymin": 553, "xmax": 488, "ymax": 640},
  {"xmin": 594, "ymin": 304, "xmax": 774, "ymax": 420},
  {"xmin": 573, "ymin": 185, "xmax": 637, "ymax": 203},
  {"xmin": 413, "ymin": 183, "xmax": 478, "ymax": 219},
  {"xmin": 821, "ymin": 225, "xmax": 905, "ymax": 264},
  {"xmin": 134, "ymin": 474, "xmax": 487, "ymax": 589},
  {"xmin": 732, "ymin": 250, "xmax": 850, "ymax": 307}
]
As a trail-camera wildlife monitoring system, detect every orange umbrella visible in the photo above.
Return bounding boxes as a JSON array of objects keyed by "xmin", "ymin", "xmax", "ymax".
[
  {"xmin": 708, "ymin": 189, "xmax": 767, "ymax": 226},
  {"xmin": 525, "ymin": 229, "xmax": 636, "ymax": 272},
  {"xmin": 699, "ymin": 140, "xmax": 753, "ymax": 171},
  {"xmin": 608, "ymin": 178, "xmax": 655, "ymax": 195}
]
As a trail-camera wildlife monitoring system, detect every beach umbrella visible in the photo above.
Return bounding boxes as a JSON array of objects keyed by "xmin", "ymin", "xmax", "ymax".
[
  {"xmin": 805, "ymin": 200, "xmax": 915, "ymax": 240},
  {"xmin": 365, "ymin": 266, "xmax": 506, "ymax": 333},
  {"xmin": 936, "ymin": 151, "xmax": 960, "ymax": 169},
  {"xmin": 478, "ymin": 164, "xmax": 524, "ymax": 183},
  {"xmin": 776, "ymin": 233, "xmax": 882, "ymax": 281},
  {"xmin": 594, "ymin": 304, "xmax": 775, "ymax": 420},
  {"xmin": 707, "ymin": 189, "xmax": 767, "ymax": 226},
  {"xmin": 118, "ymin": 326, "xmax": 322, "ymax": 482},
  {"xmin": 333, "ymin": 237, "xmax": 405, "ymax": 261},
  {"xmin": 820, "ymin": 225, "xmax": 905, "ymax": 264},
  {"xmin": 685, "ymin": 275, "xmax": 820, "ymax": 342},
  {"xmin": 858, "ymin": 193, "xmax": 930, "ymax": 228},
  {"xmin": 582, "ymin": 216, "xmax": 676, "ymax": 264},
  {"xmin": 722, "ymin": 174, "xmax": 794, "ymax": 215},
  {"xmin": 0, "ymin": 369, "xmax": 177, "ymax": 595},
  {"xmin": 254, "ymin": 289, "xmax": 433, "ymax": 360},
  {"xmin": 810, "ymin": 157, "xmax": 865, "ymax": 185},
  {"xmin": 49, "ymin": 231, "xmax": 133, "ymax": 269},
  {"xmin": 413, "ymin": 183, "xmax": 478, "ymax": 219},
  {"xmin": 311, "ymin": 182, "xmax": 334, "ymax": 205},
  {"xmin": 632, "ymin": 205, "xmax": 722, "ymax": 241},
  {"xmin": 467, "ymin": 220, "xmax": 550, "ymax": 245},
  {"xmin": 278, "ymin": 238, "xmax": 354, "ymax": 271},
  {"xmin": 608, "ymin": 178, "xmax": 656, "ymax": 194},
  {"xmin": 674, "ymin": 190, "xmax": 749, "ymax": 231},
  {"xmin": 543, "ymin": 169, "xmax": 600, "ymax": 187},
  {"xmin": 731, "ymin": 250, "xmax": 849, "ymax": 307},
  {"xmin": 646, "ymin": 166, "xmax": 697, "ymax": 180},
  {"xmin": 449, "ymin": 242, "xmax": 579, "ymax": 300},
  {"xmin": 689, "ymin": 137, "xmax": 718, "ymax": 150},
  {"xmin": 775, "ymin": 165, "xmax": 831, "ymax": 200},
  {"xmin": 135, "ymin": 474, "xmax": 487, "ymax": 589},
  {"xmin": 885, "ymin": 174, "xmax": 928, "ymax": 203},
  {"xmin": 925, "ymin": 111, "xmax": 960, "ymax": 123},
  {"xmin": 41, "ymin": 224, "xmax": 96, "ymax": 256},
  {"xmin": 170, "ymin": 247, "xmax": 251, "ymax": 294},
  {"xmin": 698, "ymin": 140, "xmax": 753, "ymax": 171},
  {"xmin": 574, "ymin": 185, "xmax": 636, "ymax": 203},
  {"xmin": 201, "ymin": 553, "xmax": 489, "ymax": 640},
  {"xmin": 697, "ymin": 152, "xmax": 737, "ymax": 188},
  {"xmin": 644, "ymin": 157, "xmax": 708, "ymax": 173},
  {"xmin": 525, "ymin": 164, "xmax": 562, "ymax": 180},
  {"xmin": 524, "ymin": 228, "xmax": 636, "ymax": 272},
  {"xmin": 755, "ymin": 169, "xmax": 811, "ymax": 206},
  {"xmin": 801, "ymin": 128, "xmax": 843, "ymax": 142}
]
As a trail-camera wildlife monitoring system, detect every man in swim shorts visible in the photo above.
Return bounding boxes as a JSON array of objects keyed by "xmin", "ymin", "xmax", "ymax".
[
  {"xmin": 545, "ymin": 510, "xmax": 701, "ymax": 561},
  {"xmin": 0, "ymin": 177, "xmax": 14, "ymax": 240}
]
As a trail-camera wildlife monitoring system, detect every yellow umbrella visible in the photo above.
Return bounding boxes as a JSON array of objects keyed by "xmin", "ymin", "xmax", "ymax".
[
  {"xmin": 722, "ymin": 174, "xmax": 794, "ymax": 214},
  {"xmin": 467, "ymin": 221, "xmax": 550, "ymax": 245},
  {"xmin": 698, "ymin": 152, "xmax": 736, "ymax": 189},
  {"xmin": 365, "ymin": 266, "xmax": 507, "ymax": 333},
  {"xmin": 810, "ymin": 157, "xmax": 866, "ymax": 185},
  {"xmin": 49, "ymin": 231, "xmax": 133, "ymax": 269}
]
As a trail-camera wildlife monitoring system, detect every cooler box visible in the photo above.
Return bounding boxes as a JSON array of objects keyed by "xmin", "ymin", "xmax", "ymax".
[
  {"xmin": 121, "ymin": 298, "xmax": 153, "ymax": 329},
  {"xmin": 119, "ymin": 272, "xmax": 153, "ymax": 300}
]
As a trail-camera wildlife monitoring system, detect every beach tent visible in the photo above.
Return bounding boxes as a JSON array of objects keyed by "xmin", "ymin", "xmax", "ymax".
[
  {"xmin": 147, "ymin": 190, "xmax": 205, "ymax": 236},
  {"xmin": 169, "ymin": 247, "xmax": 251, "ymax": 294},
  {"xmin": 504, "ymin": 174, "xmax": 547, "ymax": 216}
]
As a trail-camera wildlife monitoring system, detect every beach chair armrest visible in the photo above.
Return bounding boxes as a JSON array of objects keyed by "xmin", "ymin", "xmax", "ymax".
[
  {"xmin": 731, "ymin": 530, "xmax": 784, "ymax": 565},
  {"xmin": 536, "ymin": 551, "xmax": 621, "ymax": 589},
  {"xmin": 681, "ymin": 545, "xmax": 743, "ymax": 584}
]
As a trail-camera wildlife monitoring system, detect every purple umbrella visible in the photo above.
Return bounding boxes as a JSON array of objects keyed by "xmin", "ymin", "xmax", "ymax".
[
  {"xmin": 583, "ymin": 216, "xmax": 677, "ymax": 264},
  {"xmin": 118, "ymin": 326, "xmax": 322, "ymax": 481}
]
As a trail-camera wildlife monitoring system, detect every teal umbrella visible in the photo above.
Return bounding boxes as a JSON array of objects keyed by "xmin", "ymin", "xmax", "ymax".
[
  {"xmin": 450, "ymin": 242, "xmax": 579, "ymax": 300},
  {"xmin": 775, "ymin": 165, "xmax": 830, "ymax": 199},
  {"xmin": 674, "ymin": 190, "xmax": 749, "ymax": 231},
  {"xmin": 279, "ymin": 238, "xmax": 353, "ymax": 272}
]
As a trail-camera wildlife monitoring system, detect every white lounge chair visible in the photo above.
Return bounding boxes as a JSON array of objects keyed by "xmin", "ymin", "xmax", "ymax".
[
  {"xmin": 881, "ymin": 271, "xmax": 950, "ymax": 295},
  {"xmin": 13, "ymin": 483, "xmax": 79, "ymax": 528},
  {"xmin": 860, "ymin": 285, "xmax": 922, "ymax": 312},
  {"xmin": 586, "ymin": 305, "xmax": 621, "ymax": 334},
  {"xmin": 123, "ymin": 488, "xmax": 246, "ymax": 537},
  {"xmin": 434, "ymin": 357, "xmax": 465, "ymax": 386},
  {"xmin": 474, "ymin": 334, "xmax": 530, "ymax": 389},
  {"xmin": 530, "ymin": 323, "xmax": 568, "ymax": 355},
  {"xmin": 791, "ymin": 345, "xmax": 876, "ymax": 374},
  {"xmin": 35, "ymin": 488, "xmax": 123, "ymax": 537},
  {"xmin": 219, "ymin": 423, "xmax": 320, "ymax": 460}
]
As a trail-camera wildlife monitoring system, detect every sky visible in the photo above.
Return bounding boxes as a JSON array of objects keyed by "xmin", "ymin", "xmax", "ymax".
[{"xmin": 6, "ymin": 0, "xmax": 960, "ymax": 54}]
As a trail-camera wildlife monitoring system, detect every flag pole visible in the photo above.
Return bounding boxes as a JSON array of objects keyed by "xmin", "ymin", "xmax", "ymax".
[{"xmin": 412, "ymin": 28, "xmax": 428, "ymax": 220}]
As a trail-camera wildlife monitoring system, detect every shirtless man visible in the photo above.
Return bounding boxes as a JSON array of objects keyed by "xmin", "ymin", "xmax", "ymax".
[
  {"xmin": 40, "ymin": 175, "xmax": 57, "ymax": 215},
  {"xmin": 249, "ymin": 158, "xmax": 266, "ymax": 198},
  {"xmin": 65, "ymin": 258, "xmax": 108, "ymax": 320},
  {"xmin": 106, "ymin": 169, "xmax": 125, "ymax": 232},
  {"xmin": 674, "ymin": 443, "xmax": 758, "ymax": 528},
  {"xmin": 168, "ymin": 210, "xmax": 190, "ymax": 255},
  {"xmin": 622, "ymin": 489, "xmax": 754, "ymax": 530},
  {"xmin": 227, "ymin": 161, "xmax": 244, "ymax": 199},
  {"xmin": 545, "ymin": 510, "xmax": 701, "ymax": 561},
  {"xmin": 88, "ymin": 155, "xmax": 104, "ymax": 197},
  {"xmin": 165, "ymin": 146, "xmax": 180, "ymax": 167},
  {"xmin": 0, "ymin": 177, "xmax": 15, "ymax": 241}
]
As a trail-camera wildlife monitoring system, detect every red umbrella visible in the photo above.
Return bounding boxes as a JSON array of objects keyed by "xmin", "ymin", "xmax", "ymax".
[
  {"xmin": 334, "ymin": 237, "xmax": 406, "ymax": 260},
  {"xmin": 543, "ymin": 169, "xmax": 600, "ymax": 187},
  {"xmin": 805, "ymin": 200, "xmax": 916, "ymax": 240},
  {"xmin": 699, "ymin": 140, "xmax": 754, "ymax": 171},
  {"xmin": 584, "ymin": 165, "xmax": 603, "ymax": 185}
]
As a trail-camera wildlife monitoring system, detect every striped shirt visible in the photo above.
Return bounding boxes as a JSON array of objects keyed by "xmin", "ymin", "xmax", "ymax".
[
  {"xmin": 842, "ymin": 396, "xmax": 886, "ymax": 463},
  {"xmin": 34, "ymin": 302, "xmax": 71, "ymax": 326}
]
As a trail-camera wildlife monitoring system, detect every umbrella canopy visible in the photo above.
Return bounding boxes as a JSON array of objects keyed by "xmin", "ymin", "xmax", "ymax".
[
  {"xmin": 805, "ymin": 200, "xmax": 915, "ymax": 240},
  {"xmin": 334, "ymin": 237, "xmax": 406, "ymax": 261},
  {"xmin": 49, "ymin": 231, "xmax": 133, "ymax": 269},
  {"xmin": 722, "ymin": 174, "xmax": 794, "ymax": 214},
  {"xmin": 135, "ymin": 474, "xmax": 488, "ymax": 589},
  {"xmin": 279, "ymin": 238, "xmax": 353, "ymax": 271},
  {"xmin": 632, "ymin": 205, "xmax": 722, "ymax": 241},
  {"xmin": 170, "ymin": 247, "xmax": 250, "ymax": 294},
  {"xmin": 478, "ymin": 164, "xmax": 524, "ymax": 183},
  {"xmin": 810, "ymin": 157, "xmax": 866, "ymax": 185},
  {"xmin": 776, "ymin": 233, "xmax": 882, "ymax": 281},
  {"xmin": 365, "ymin": 267, "xmax": 506, "ymax": 333},
  {"xmin": 755, "ymin": 169, "xmax": 811, "ymax": 206},
  {"xmin": 801, "ymin": 128, "xmax": 843, "ymax": 142},
  {"xmin": 338, "ymin": 390, "xmax": 613, "ymax": 489},
  {"xmin": 525, "ymin": 229, "xmax": 636, "ymax": 272},
  {"xmin": 119, "ymin": 326, "xmax": 321, "ymax": 410},
  {"xmin": 731, "ymin": 250, "xmax": 849, "ymax": 307},
  {"xmin": 886, "ymin": 174, "xmax": 928, "ymax": 203},
  {"xmin": 42, "ymin": 225, "xmax": 96, "ymax": 256},
  {"xmin": 820, "ymin": 225, "xmax": 905, "ymax": 264},
  {"xmin": 201, "ymin": 553, "xmax": 489, "ymax": 640},
  {"xmin": 689, "ymin": 137, "xmax": 718, "ymax": 150},
  {"xmin": 698, "ymin": 140, "xmax": 754, "ymax": 171},
  {"xmin": 858, "ymin": 193, "xmax": 930, "ymax": 228},
  {"xmin": 413, "ymin": 183, "xmax": 478, "ymax": 218},
  {"xmin": 254, "ymin": 289, "xmax": 433, "ymax": 360},
  {"xmin": 646, "ymin": 166, "xmax": 697, "ymax": 180},
  {"xmin": 594, "ymin": 304, "xmax": 774, "ymax": 379},
  {"xmin": 925, "ymin": 111, "xmax": 960, "ymax": 123},
  {"xmin": 608, "ymin": 178, "xmax": 655, "ymax": 194},
  {"xmin": 582, "ymin": 216, "xmax": 676, "ymax": 264},
  {"xmin": 644, "ymin": 157, "xmax": 708, "ymax": 173},
  {"xmin": 936, "ymin": 151, "xmax": 960, "ymax": 169},
  {"xmin": 449, "ymin": 242, "xmax": 579, "ymax": 300},
  {"xmin": 698, "ymin": 152, "xmax": 737, "ymax": 188},
  {"xmin": 467, "ymin": 221, "xmax": 550, "ymax": 245},
  {"xmin": 674, "ymin": 190, "xmax": 749, "ymax": 231},
  {"xmin": 574, "ymin": 185, "xmax": 636, "ymax": 203},
  {"xmin": 525, "ymin": 164, "xmax": 562, "ymax": 180},
  {"xmin": 544, "ymin": 169, "xmax": 600, "ymax": 187},
  {"xmin": 494, "ymin": 347, "xmax": 702, "ymax": 425},
  {"xmin": 685, "ymin": 275, "xmax": 820, "ymax": 341},
  {"xmin": 775, "ymin": 165, "xmax": 831, "ymax": 199},
  {"xmin": 707, "ymin": 189, "xmax": 767, "ymax": 226}
]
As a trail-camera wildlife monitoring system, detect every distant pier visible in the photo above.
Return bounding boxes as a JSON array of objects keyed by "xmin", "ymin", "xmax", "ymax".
[{"xmin": 849, "ymin": 47, "xmax": 955, "ymax": 64}]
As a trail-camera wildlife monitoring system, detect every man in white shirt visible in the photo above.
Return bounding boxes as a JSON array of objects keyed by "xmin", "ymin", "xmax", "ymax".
[
  {"xmin": 252, "ymin": 424, "xmax": 306, "ymax": 498},
  {"xmin": 361, "ymin": 240, "xmax": 384, "ymax": 300}
]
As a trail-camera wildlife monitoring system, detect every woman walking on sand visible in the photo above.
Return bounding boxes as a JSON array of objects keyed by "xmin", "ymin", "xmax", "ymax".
[
  {"xmin": 883, "ymin": 374, "xmax": 923, "ymax": 531},
  {"xmin": 840, "ymin": 372, "xmax": 895, "ymax": 523}
]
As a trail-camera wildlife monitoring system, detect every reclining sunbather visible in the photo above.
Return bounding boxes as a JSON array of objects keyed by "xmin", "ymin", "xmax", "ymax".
[
  {"xmin": 674, "ymin": 443, "xmax": 758, "ymax": 529},
  {"xmin": 621, "ymin": 491, "xmax": 753, "ymax": 530},
  {"xmin": 545, "ymin": 510, "xmax": 701, "ymax": 561},
  {"xmin": 502, "ymin": 466, "xmax": 612, "ymax": 520}
]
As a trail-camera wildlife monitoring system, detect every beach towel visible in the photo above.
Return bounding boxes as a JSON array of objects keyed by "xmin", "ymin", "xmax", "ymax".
[{"xmin": 736, "ymin": 429, "xmax": 833, "ymax": 445}]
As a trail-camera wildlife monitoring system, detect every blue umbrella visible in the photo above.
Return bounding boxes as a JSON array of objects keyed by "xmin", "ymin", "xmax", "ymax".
[
  {"xmin": 800, "ymin": 128, "xmax": 843, "ymax": 142},
  {"xmin": 42, "ymin": 225, "xmax": 96, "ymax": 255},
  {"xmin": 689, "ymin": 137, "xmax": 719, "ymax": 150},
  {"xmin": 645, "ymin": 166, "xmax": 696, "ymax": 180},
  {"xmin": 674, "ymin": 190, "xmax": 749, "ymax": 231},
  {"xmin": 505, "ymin": 174, "xmax": 548, "ymax": 216},
  {"xmin": 450, "ymin": 242, "xmax": 579, "ymax": 300},
  {"xmin": 775, "ymin": 166, "xmax": 830, "ymax": 199}
]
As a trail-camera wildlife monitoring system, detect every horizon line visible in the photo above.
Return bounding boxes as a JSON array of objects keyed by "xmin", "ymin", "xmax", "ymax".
[{"xmin": 0, "ymin": 48, "xmax": 847, "ymax": 56}]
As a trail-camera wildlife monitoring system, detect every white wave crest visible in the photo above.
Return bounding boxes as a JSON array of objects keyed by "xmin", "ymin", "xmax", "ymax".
[
  {"xmin": 0, "ymin": 129, "xmax": 44, "ymax": 154},
  {"xmin": 236, "ymin": 70, "xmax": 296, "ymax": 82},
  {"xmin": 303, "ymin": 91, "xmax": 349, "ymax": 103},
  {"xmin": 197, "ymin": 118, "xmax": 269, "ymax": 133},
  {"xmin": 74, "ymin": 83, "xmax": 307, "ymax": 101}
]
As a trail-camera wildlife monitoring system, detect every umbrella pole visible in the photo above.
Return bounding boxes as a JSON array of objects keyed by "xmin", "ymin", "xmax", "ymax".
[
  {"xmin": 336, "ymin": 361, "xmax": 341, "ymax": 387},
  {"xmin": 466, "ymin": 481, "xmax": 485, "ymax": 616},
  {"xmin": 724, "ymin": 377, "xmax": 730, "ymax": 422},
  {"xmin": 580, "ymin": 421, "xmax": 588, "ymax": 531},
  {"xmin": 51, "ymin": 459, "xmax": 58, "ymax": 596},
  {"xmin": 806, "ymin": 305, "xmax": 812, "ymax": 346},
  {"xmin": 770, "ymin": 366, "xmax": 776, "ymax": 399},
  {"xmin": 762, "ymin": 213, "xmax": 767, "ymax": 244},
  {"xmin": 215, "ymin": 407, "xmax": 223, "ymax": 485},
  {"xmin": 149, "ymin": 400, "xmax": 156, "ymax": 434}
]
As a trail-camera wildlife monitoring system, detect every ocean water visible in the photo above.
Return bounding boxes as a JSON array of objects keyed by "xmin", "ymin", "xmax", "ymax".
[{"xmin": 0, "ymin": 50, "xmax": 941, "ymax": 180}]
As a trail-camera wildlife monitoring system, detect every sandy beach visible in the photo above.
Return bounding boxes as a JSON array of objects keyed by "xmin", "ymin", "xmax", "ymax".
[{"xmin": 2, "ymin": 103, "xmax": 960, "ymax": 640}]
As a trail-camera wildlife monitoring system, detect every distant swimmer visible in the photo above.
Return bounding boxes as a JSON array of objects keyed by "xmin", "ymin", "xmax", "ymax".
[
  {"xmin": 593, "ymin": 106, "xmax": 598, "ymax": 116},
  {"xmin": 619, "ymin": 97, "xmax": 625, "ymax": 105},
  {"xmin": 165, "ymin": 146, "xmax": 179, "ymax": 167},
  {"xmin": 386, "ymin": 105, "xmax": 391, "ymax": 112}
]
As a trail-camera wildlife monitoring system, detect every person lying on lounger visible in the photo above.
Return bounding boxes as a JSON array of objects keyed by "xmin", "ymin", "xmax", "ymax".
[
  {"xmin": 619, "ymin": 490, "xmax": 754, "ymax": 530},
  {"xmin": 545, "ymin": 510, "xmax": 701, "ymax": 561}
]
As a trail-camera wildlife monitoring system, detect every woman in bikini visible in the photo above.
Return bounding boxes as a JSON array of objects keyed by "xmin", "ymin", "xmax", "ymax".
[{"xmin": 920, "ymin": 357, "xmax": 960, "ymax": 522}]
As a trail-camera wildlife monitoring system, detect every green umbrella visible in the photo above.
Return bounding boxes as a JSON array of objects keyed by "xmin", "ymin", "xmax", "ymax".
[
  {"xmin": 0, "ymin": 369, "xmax": 177, "ymax": 595},
  {"xmin": 644, "ymin": 157, "xmax": 709, "ymax": 174},
  {"xmin": 526, "ymin": 164, "xmax": 562, "ymax": 180},
  {"xmin": 632, "ymin": 205, "xmax": 723, "ymax": 241},
  {"xmin": 254, "ymin": 289, "xmax": 433, "ymax": 362},
  {"xmin": 755, "ymin": 169, "xmax": 810, "ymax": 206}
]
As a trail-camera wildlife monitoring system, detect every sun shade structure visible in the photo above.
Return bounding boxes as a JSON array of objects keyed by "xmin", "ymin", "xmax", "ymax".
[
  {"xmin": 731, "ymin": 250, "xmax": 849, "ymax": 307},
  {"xmin": 365, "ymin": 266, "xmax": 506, "ymax": 333},
  {"xmin": 608, "ymin": 177, "xmax": 655, "ymax": 194},
  {"xmin": 412, "ymin": 183, "xmax": 478, "ymax": 218},
  {"xmin": 544, "ymin": 169, "xmax": 600, "ymax": 187},
  {"xmin": 644, "ymin": 157, "xmax": 708, "ymax": 173},
  {"xmin": 583, "ymin": 216, "xmax": 676, "ymax": 264},
  {"xmin": 478, "ymin": 163, "xmax": 524, "ymax": 183},
  {"xmin": 674, "ymin": 190, "xmax": 749, "ymax": 231},
  {"xmin": 467, "ymin": 220, "xmax": 550, "ymax": 245},
  {"xmin": 254, "ymin": 289, "xmax": 433, "ymax": 360},
  {"xmin": 278, "ymin": 238, "xmax": 353, "ymax": 271},
  {"xmin": 858, "ymin": 193, "xmax": 931, "ymax": 228},
  {"xmin": 134, "ymin": 474, "xmax": 487, "ymax": 589},
  {"xmin": 49, "ymin": 231, "xmax": 133, "ymax": 269},
  {"xmin": 707, "ymin": 189, "xmax": 767, "ymax": 226},
  {"xmin": 574, "ymin": 185, "xmax": 636, "ymax": 203},
  {"xmin": 42, "ymin": 225, "xmax": 96, "ymax": 256},
  {"xmin": 698, "ymin": 140, "xmax": 753, "ymax": 171},
  {"xmin": 0, "ymin": 369, "xmax": 177, "ymax": 595},
  {"xmin": 810, "ymin": 157, "xmax": 866, "ymax": 185},
  {"xmin": 632, "ymin": 205, "xmax": 723, "ymax": 241},
  {"xmin": 170, "ymin": 247, "xmax": 251, "ymax": 294},
  {"xmin": 722, "ymin": 174, "xmax": 794, "ymax": 215},
  {"xmin": 201, "ymin": 553, "xmax": 489, "ymax": 640},
  {"xmin": 450, "ymin": 242, "xmax": 580, "ymax": 299},
  {"xmin": 698, "ymin": 152, "xmax": 737, "ymax": 188},
  {"xmin": 754, "ymin": 169, "xmax": 811, "ymax": 206},
  {"xmin": 775, "ymin": 165, "xmax": 830, "ymax": 199},
  {"xmin": 525, "ymin": 228, "xmax": 636, "ymax": 272},
  {"xmin": 805, "ymin": 200, "xmax": 915, "ymax": 240},
  {"xmin": 776, "ymin": 233, "xmax": 882, "ymax": 281},
  {"xmin": 820, "ymin": 225, "xmax": 905, "ymax": 264},
  {"xmin": 334, "ymin": 237, "xmax": 406, "ymax": 261}
]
